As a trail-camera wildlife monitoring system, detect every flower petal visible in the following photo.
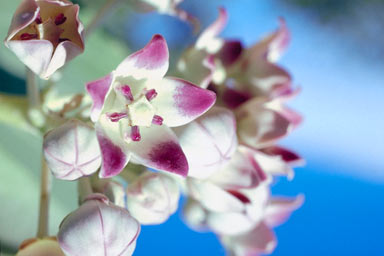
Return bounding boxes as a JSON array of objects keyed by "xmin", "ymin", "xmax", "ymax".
[
  {"xmin": 264, "ymin": 195, "xmax": 304, "ymax": 227},
  {"xmin": 153, "ymin": 77, "xmax": 216, "ymax": 127},
  {"xmin": 129, "ymin": 125, "xmax": 188, "ymax": 176},
  {"xmin": 5, "ymin": 0, "xmax": 39, "ymax": 40},
  {"xmin": 196, "ymin": 7, "xmax": 228, "ymax": 53},
  {"xmin": 187, "ymin": 178, "xmax": 245, "ymax": 213},
  {"xmin": 115, "ymin": 34, "xmax": 169, "ymax": 80},
  {"xmin": 6, "ymin": 40, "xmax": 54, "ymax": 78},
  {"xmin": 221, "ymin": 222, "xmax": 277, "ymax": 256},
  {"xmin": 236, "ymin": 100, "xmax": 292, "ymax": 148},
  {"xmin": 209, "ymin": 146, "xmax": 267, "ymax": 189},
  {"xmin": 174, "ymin": 107, "xmax": 237, "ymax": 179},
  {"xmin": 96, "ymin": 124, "xmax": 130, "ymax": 178},
  {"xmin": 86, "ymin": 73, "xmax": 113, "ymax": 122}
]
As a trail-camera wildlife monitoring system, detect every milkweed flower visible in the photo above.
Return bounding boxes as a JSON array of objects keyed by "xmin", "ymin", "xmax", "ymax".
[
  {"xmin": 58, "ymin": 194, "xmax": 140, "ymax": 256},
  {"xmin": 86, "ymin": 34, "xmax": 216, "ymax": 178},
  {"xmin": 4, "ymin": 0, "xmax": 84, "ymax": 79}
]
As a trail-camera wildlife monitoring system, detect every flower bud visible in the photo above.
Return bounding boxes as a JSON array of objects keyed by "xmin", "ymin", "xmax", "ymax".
[
  {"xmin": 126, "ymin": 172, "xmax": 180, "ymax": 225},
  {"xmin": 5, "ymin": 0, "xmax": 85, "ymax": 79},
  {"xmin": 58, "ymin": 194, "xmax": 140, "ymax": 256},
  {"xmin": 175, "ymin": 107, "xmax": 237, "ymax": 179},
  {"xmin": 43, "ymin": 119, "xmax": 101, "ymax": 180},
  {"xmin": 16, "ymin": 237, "xmax": 65, "ymax": 256}
]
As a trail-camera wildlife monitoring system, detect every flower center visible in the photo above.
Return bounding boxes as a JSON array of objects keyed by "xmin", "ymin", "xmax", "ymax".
[
  {"xmin": 106, "ymin": 84, "xmax": 164, "ymax": 142},
  {"xmin": 19, "ymin": 12, "xmax": 68, "ymax": 44}
]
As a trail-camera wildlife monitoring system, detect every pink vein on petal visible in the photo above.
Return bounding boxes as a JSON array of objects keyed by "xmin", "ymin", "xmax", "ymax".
[
  {"xmin": 97, "ymin": 204, "xmax": 108, "ymax": 256},
  {"xmin": 78, "ymin": 155, "xmax": 101, "ymax": 168},
  {"xmin": 117, "ymin": 221, "xmax": 141, "ymax": 256},
  {"xmin": 44, "ymin": 149, "xmax": 73, "ymax": 166}
]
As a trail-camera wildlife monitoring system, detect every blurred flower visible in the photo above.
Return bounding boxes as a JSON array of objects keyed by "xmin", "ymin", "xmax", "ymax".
[
  {"xmin": 177, "ymin": 8, "xmax": 227, "ymax": 88},
  {"xmin": 126, "ymin": 171, "xmax": 180, "ymax": 224},
  {"xmin": 86, "ymin": 34, "xmax": 216, "ymax": 178},
  {"xmin": 43, "ymin": 119, "xmax": 101, "ymax": 180},
  {"xmin": 174, "ymin": 106, "xmax": 237, "ymax": 179},
  {"xmin": 58, "ymin": 194, "xmax": 140, "ymax": 256},
  {"xmin": 129, "ymin": 0, "xmax": 199, "ymax": 32},
  {"xmin": 187, "ymin": 178, "xmax": 270, "ymax": 235},
  {"xmin": 16, "ymin": 237, "xmax": 65, "ymax": 256},
  {"xmin": 4, "ymin": 0, "xmax": 84, "ymax": 79},
  {"xmin": 220, "ymin": 222, "xmax": 277, "ymax": 256}
]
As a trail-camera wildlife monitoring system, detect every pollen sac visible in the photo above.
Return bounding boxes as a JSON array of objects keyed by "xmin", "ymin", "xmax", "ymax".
[{"xmin": 4, "ymin": 0, "xmax": 85, "ymax": 79}]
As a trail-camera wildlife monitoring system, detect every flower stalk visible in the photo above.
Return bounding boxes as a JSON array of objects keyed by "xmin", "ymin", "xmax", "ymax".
[
  {"xmin": 26, "ymin": 68, "xmax": 40, "ymax": 110},
  {"xmin": 37, "ymin": 158, "xmax": 52, "ymax": 238}
]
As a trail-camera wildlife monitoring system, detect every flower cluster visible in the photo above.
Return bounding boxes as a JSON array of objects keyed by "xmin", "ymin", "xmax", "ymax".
[{"xmin": 5, "ymin": 1, "xmax": 303, "ymax": 256}]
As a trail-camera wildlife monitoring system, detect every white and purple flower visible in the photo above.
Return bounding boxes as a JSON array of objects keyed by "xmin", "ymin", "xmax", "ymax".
[{"xmin": 86, "ymin": 34, "xmax": 216, "ymax": 178}]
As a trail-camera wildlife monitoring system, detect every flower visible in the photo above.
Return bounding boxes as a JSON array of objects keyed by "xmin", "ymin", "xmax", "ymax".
[
  {"xmin": 16, "ymin": 237, "xmax": 65, "ymax": 256},
  {"xmin": 43, "ymin": 119, "xmax": 101, "ymax": 181},
  {"xmin": 4, "ymin": 0, "xmax": 84, "ymax": 79},
  {"xmin": 58, "ymin": 194, "xmax": 140, "ymax": 256},
  {"xmin": 126, "ymin": 171, "xmax": 180, "ymax": 225},
  {"xmin": 86, "ymin": 34, "xmax": 216, "ymax": 178},
  {"xmin": 129, "ymin": 0, "xmax": 199, "ymax": 32}
]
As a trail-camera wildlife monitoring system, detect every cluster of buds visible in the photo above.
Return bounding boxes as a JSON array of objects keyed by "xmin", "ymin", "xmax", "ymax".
[{"xmin": 5, "ymin": 1, "xmax": 303, "ymax": 256}]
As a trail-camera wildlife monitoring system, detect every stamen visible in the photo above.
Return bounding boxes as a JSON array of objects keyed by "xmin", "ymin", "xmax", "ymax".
[
  {"xmin": 152, "ymin": 115, "xmax": 163, "ymax": 125},
  {"xmin": 55, "ymin": 13, "xmax": 67, "ymax": 25},
  {"xmin": 145, "ymin": 89, "xmax": 158, "ymax": 101},
  {"xmin": 120, "ymin": 85, "xmax": 134, "ymax": 101},
  {"xmin": 131, "ymin": 126, "xmax": 141, "ymax": 142},
  {"xmin": 107, "ymin": 112, "xmax": 127, "ymax": 122},
  {"xmin": 20, "ymin": 33, "xmax": 38, "ymax": 40},
  {"xmin": 35, "ymin": 13, "xmax": 42, "ymax": 24}
]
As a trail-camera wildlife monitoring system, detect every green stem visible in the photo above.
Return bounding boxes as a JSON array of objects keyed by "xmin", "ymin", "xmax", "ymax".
[
  {"xmin": 78, "ymin": 177, "xmax": 93, "ymax": 203},
  {"xmin": 37, "ymin": 158, "xmax": 51, "ymax": 238},
  {"xmin": 26, "ymin": 68, "xmax": 40, "ymax": 109},
  {"xmin": 84, "ymin": 0, "xmax": 120, "ymax": 38}
]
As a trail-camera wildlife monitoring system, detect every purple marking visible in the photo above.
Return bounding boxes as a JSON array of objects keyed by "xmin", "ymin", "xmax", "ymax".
[
  {"xmin": 55, "ymin": 13, "xmax": 67, "ymax": 25},
  {"xmin": 148, "ymin": 141, "xmax": 188, "ymax": 176},
  {"xmin": 107, "ymin": 112, "xmax": 127, "ymax": 122},
  {"xmin": 97, "ymin": 135, "xmax": 126, "ymax": 178},
  {"xmin": 222, "ymin": 87, "xmax": 251, "ymax": 109},
  {"xmin": 152, "ymin": 115, "xmax": 163, "ymax": 125},
  {"xmin": 131, "ymin": 126, "xmax": 141, "ymax": 142},
  {"xmin": 227, "ymin": 190, "xmax": 251, "ymax": 204},
  {"xmin": 35, "ymin": 13, "xmax": 42, "ymax": 24},
  {"xmin": 120, "ymin": 85, "xmax": 134, "ymax": 101},
  {"xmin": 261, "ymin": 146, "xmax": 301, "ymax": 163},
  {"xmin": 174, "ymin": 79, "xmax": 216, "ymax": 117},
  {"xmin": 20, "ymin": 33, "xmax": 38, "ymax": 40},
  {"xmin": 145, "ymin": 89, "xmax": 158, "ymax": 101},
  {"xmin": 217, "ymin": 40, "xmax": 243, "ymax": 67}
]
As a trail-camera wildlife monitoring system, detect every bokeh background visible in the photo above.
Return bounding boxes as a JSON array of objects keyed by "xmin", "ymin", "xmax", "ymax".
[{"xmin": 0, "ymin": 0, "xmax": 383, "ymax": 255}]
